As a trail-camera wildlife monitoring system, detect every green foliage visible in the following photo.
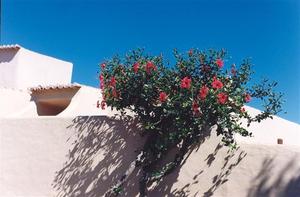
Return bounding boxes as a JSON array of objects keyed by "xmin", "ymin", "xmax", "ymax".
[{"xmin": 98, "ymin": 49, "xmax": 283, "ymax": 196}]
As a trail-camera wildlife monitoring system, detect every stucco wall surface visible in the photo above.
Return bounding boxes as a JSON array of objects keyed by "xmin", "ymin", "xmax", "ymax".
[
  {"xmin": 16, "ymin": 48, "xmax": 73, "ymax": 89},
  {"xmin": 0, "ymin": 116, "xmax": 299, "ymax": 197},
  {"xmin": 57, "ymin": 85, "xmax": 107, "ymax": 117},
  {"xmin": 0, "ymin": 47, "xmax": 73, "ymax": 90},
  {"xmin": 237, "ymin": 106, "xmax": 300, "ymax": 146},
  {"xmin": 0, "ymin": 49, "xmax": 19, "ymax": 89},
  {"xmin": 0, "ymin": 88, "xmax": 32, "ymax": 117}
]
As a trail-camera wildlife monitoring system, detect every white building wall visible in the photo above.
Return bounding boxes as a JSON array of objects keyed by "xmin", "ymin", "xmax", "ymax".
[
  {"xmin": 237, "ymin": 106, "xmax": 300, "ymax": 146},
  {"xmin": 16, "ymin": 48, "xmax": 73, "ymax": 89},
  {"xmin": 0, "ymin": 116, "xmax": 299, "ymax": 197},
  {"xmin": 0, "ymin": 46, "xmax": 73, "ymax": 90},
  {"xmin": 0, "ymin": 49, "xmax": 20, "ymax": 89},
  {"xmin": 0, "ymin": 88, "xmax": 31, "ymax": 117}
]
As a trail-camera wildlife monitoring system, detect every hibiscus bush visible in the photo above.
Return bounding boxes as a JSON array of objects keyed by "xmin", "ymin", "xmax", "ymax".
[{"xmin": 98, "ymin": 49, "xmax": 283, "ymax": 196}]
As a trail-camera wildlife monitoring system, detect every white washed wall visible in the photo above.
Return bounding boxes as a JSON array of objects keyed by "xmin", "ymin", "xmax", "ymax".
[
  {"xmin": 0, "ymin": 116, "xmax": 299, "ymax": 197},
  {"xmin": 0, "ymin": 47, "xmax": 73, "ymax": 90}
]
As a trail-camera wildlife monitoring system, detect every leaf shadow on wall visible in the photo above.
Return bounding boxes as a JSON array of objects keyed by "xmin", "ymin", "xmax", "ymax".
[
  {"xmin": 52, "ymin": 115, "xmax": 247, "ymax": 197},
  {"xmin": 149, "ymin": 143, "xmax": 247, "ymax": 197},
  {"xmin": 52, "ymin": 115, "xmax": 144, "ymax": 197},
  {"xmin": 247, "ymin": 158, "xmax": 300, "ymax": 197}
]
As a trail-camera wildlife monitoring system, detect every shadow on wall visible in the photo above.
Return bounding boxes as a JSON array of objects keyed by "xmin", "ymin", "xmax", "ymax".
[
  {"xmin": 202, "ymin": 148, "xmax": 247, "ymax": 197},
  {"xmin": 0, "ymin": 50, "xmax": 17, "ymax": 63},
  {"xmin": 52, "ymin": 115, "xmax": 144, "ymax": 197},
  {"xmin": 53, "ymin": 115, "xmax": 249, "ymax": 197},
  {"xmin": 149, "ymin": 144, "xmax": 247, "ymax": 197},
  {"xmin": 247, "ymin": 158, "xmax": 300, "ymax": 197}
]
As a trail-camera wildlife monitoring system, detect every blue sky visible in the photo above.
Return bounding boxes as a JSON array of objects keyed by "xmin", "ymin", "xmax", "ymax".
[{"xmin": 2, "ymin": 0, "xmax": 300, "ymax": 123}]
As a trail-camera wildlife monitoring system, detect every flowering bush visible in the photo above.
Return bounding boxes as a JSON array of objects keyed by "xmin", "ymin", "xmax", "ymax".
[{"xmin": 98, "ymin": 49, "xmax": 283, "ymax": 196}]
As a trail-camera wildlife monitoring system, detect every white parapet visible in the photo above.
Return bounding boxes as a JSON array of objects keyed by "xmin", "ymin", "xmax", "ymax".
[{"xmin": 0, "ymin": 44, "xmax": 73, "ymax": 90}]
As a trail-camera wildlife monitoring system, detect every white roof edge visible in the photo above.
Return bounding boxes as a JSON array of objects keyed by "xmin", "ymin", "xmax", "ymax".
[
  {"xmin": 0, "ymin": 44, "xmax": 73, "ymax": 65},
  {"xmin": 245, "ymin": 105, "xmax": 300, "ymax": 126},
  {"xmin": 0, "ymin": 44, "xmax": 21, "ymax": 50},
  {"xmin": 29, "ymin": 83, "xmax": 81, "ymax": 92},
  {"xmin": 20, "ymin": 47, "xmax": 73, "ymax": 65}
]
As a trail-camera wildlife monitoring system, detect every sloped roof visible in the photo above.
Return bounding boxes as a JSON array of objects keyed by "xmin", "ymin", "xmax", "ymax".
[{"xmin": 0, "ymin": 44, "xmax": 21, "ymax": 50}]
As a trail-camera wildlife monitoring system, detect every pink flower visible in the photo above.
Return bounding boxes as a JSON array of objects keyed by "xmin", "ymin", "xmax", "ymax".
[
  {"xmin": 159, "ymin": 92, "xmax": 168, "ymax": 102},
  {"xmin": 180, "ymin": 77, "xmax": 192, "ymax": 89},
  {"xmin": 101, "ymin": 100, "xmax": 106, "ymax": 110},
  {"xmin": 112, "ymin": 89, "xmax": 119, "ymax": 98},
  {"xmin": 99, "ymin": 74, "xmax": 104, "ymax": 81},
  {"xmin": 99, "ymin": 75, "xmax": 104, "ymax": 89},
  {"xmin": 244, "ymin": 93, "xmax": 251, "ymax": 103},
  {"xmin": 217, "ymin": 93, "xmax": 228, "ymax": 104},
  {"xmin": 241, "ymin": 107, "xmax": 246, "ymax": 113},
  {"xmin": 110, "ymin": 76, "xmax": 116, "ymax": 87},
  {"xmin": 133, "ymin": 62, "xmax": 140, "ymax": 74},
  {"xmin": 101, "ymin": 63, "xmax": 106, "ymax": 69},
  {"xmin": 216, "ymin": 59, "xmax": 224, "ymax": 69},
  {"xmin": 192, "ymin": 101, "xmax": 200, "ymax": 113},
  {"xmin": 188, "ymin": 49, "xmax": 193, "ymax": 56},
  {"xmin": 212, "ymin": 77, "xmax": 223, "ymax": 89},
  {"xmin": 199, "ymin": 86, "xmax": 209, "ymax": 100},
  {"xmin": 146, "ymin": 61, "xmax": 157, "ymax": 74}
]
